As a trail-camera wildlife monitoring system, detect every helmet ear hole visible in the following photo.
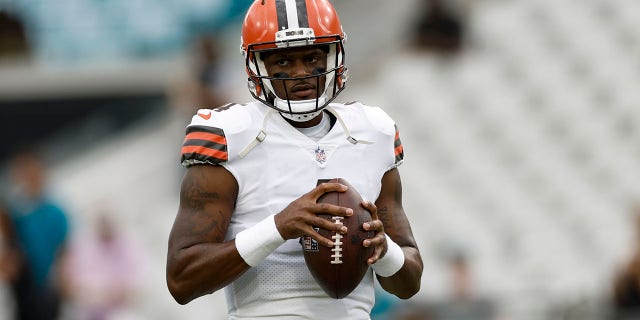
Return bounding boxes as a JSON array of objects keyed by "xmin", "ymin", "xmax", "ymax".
[
  {"xmin": 337, "ymin": 67, "xmax": 347, "ymax": 88},
  {"xmin": 248, "ymin": 78, "xmax": 264, "ymax": 98}
]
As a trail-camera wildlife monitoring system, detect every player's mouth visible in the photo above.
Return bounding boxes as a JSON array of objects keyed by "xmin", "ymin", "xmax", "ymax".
[{"xmin": 290, "ymin": 83, "xmax": 317, "ymax": 100}]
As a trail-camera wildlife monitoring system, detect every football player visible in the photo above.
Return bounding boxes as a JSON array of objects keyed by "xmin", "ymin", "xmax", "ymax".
[{"xmin": 166, "ymin": 0, "xmax": 423, "ymax": 318}]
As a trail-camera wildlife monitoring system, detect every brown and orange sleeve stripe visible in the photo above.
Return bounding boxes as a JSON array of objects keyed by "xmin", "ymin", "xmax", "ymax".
[
  {"xmin": 394, "ymin": 124, "xmax": 404, "ymax": 164},
  {"xmin": 180, "ymin": 125, "xmax": 228, "ymax": 165}
]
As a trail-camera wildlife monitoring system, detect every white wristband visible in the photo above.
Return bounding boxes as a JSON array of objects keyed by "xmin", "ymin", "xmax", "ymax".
[
  {"xmin": 372, "ymin": 234, "xmax": 405, "ymax": 277},
  {"xmin": 235, "ymin": 214, "xmax": 285, "ymax": 267}
]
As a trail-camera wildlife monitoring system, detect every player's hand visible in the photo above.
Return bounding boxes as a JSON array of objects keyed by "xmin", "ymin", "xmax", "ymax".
[
  {"xmin": 361, "ymin": 201, "xmax": 387, "ymax": 265},
  {"xmin": 274, "ymin": 182, "xmax": 352, "ymax": 247}
]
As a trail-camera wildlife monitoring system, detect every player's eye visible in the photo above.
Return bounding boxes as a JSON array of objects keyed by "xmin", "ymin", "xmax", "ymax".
[
  {"xmin": 276, "ymin": 59, "xmax": 290, "ymax": 67},
  {"xmin": 306, "ymin": 56, "xmax": 321, "ymax": 64}
]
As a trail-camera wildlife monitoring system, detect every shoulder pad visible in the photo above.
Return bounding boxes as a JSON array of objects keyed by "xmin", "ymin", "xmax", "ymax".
[
  {"xmin": 357, "ymin": 103, "xmax": 404, "ymax": 166},
  {"xmin": 189, "ymin": 103, "xmax": 252, "ymax": 135},
  {"xmin": 361, "ymin": 104, "xmax": 396, "ymax": 136},
  {"xmin": 181, "ymin": 104, "xmax": 254, "ymax": 167}
]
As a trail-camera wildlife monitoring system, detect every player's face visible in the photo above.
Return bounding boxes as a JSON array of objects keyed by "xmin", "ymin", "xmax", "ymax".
[{"xmin": 262, "ymin": 46, "xmax": 328, "ymax": 101}]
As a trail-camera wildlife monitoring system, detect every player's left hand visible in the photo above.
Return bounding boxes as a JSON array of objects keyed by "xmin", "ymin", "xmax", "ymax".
[{"xmin": 361, "ymin": 201, "xmax": 387, "ymax": 265}]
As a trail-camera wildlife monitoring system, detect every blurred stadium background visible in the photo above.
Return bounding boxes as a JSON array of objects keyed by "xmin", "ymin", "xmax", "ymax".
[{"xmin": 1, "ymin": 0, "xmax": 640, "ymax": 319}]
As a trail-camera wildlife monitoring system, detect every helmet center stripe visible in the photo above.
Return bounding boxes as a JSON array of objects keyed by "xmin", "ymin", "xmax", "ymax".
[{"xmin": 284, "ymin": 0, "xmax": 300, "ymax": 29}]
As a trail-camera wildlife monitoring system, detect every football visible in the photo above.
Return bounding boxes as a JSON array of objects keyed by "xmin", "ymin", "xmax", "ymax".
[{"xmin": 300, "ymin": 178, "xmax": 375, "ymax": 299}]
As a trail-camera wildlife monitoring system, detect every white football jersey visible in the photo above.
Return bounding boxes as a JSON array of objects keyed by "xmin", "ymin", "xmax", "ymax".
[{"xmin": 180, "ymin": 101, "xmax": 404, "ymax": 319}]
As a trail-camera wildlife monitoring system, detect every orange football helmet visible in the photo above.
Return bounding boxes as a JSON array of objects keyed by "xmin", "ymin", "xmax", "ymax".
[{"xmin": 241, "ymin": 0, "xmax": 348, "ymax": 121}]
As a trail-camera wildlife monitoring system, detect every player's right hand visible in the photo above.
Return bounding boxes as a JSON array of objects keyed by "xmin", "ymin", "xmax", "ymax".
[{"xmin": 274, "ymin": 182, "xmax": 352, "ymax": 247}]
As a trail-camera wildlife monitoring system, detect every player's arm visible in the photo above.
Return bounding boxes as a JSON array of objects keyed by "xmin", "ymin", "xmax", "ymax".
[
  {"xmin": 365, "ymin": 168, "xmax": 423, "ymax": 299},
  {"xmin": 166, "ymin": 164, "xmax": 351, "ymax": 304},
  {"xmin": 166, "ymin": 164, "xmax": 245, "ymax": 304}
]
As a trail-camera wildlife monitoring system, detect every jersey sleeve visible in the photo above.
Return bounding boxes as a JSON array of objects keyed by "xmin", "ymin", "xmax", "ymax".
[
  {"xmin": 393, "ymin": 124, "xmax": 404, "ymax": 167},
  {"xmin": 180, "ymin": 124, "xmax": 229, "ymax": 167},
  {"xmin": 179, "ymin": 104, "xmax": 256, "ymax": 167}
]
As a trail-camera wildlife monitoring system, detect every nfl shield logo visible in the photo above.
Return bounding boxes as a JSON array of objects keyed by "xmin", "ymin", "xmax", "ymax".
[
  {"xmin": 314, "ymin": 146, "xmax": 327, "ymax": 164},
  {"xmin": 300, "ymin": 227, "xmax": 319, "ymax": 251}
]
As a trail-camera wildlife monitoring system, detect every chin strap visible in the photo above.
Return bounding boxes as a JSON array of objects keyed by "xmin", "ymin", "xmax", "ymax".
[
  {"xmin": 279, "ymin": 109, "xmax": 323, "ymax": 122},
  {"xmin": 274, "ymin": 94, "xmax": 326, "ymax": 122}
]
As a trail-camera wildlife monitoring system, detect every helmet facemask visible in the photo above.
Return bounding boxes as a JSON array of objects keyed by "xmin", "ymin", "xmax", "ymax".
[{"xmin": 244, "ymin": 35, "xmax": 348, "ymax": 122}]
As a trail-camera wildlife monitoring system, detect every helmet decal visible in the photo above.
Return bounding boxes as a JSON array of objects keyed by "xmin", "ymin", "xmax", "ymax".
[{"xmin": 275, "ymin": 0, "xmax": 309, "ymax": 30}]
